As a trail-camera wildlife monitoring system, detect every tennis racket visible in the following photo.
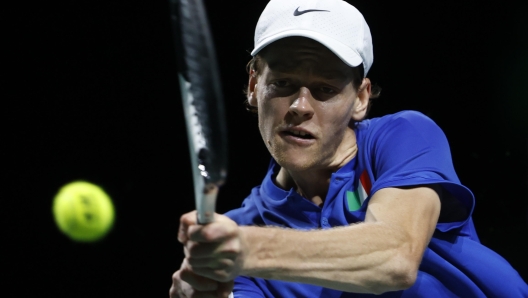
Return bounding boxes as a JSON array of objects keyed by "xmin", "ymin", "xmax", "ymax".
[{"xmin": 169, "ymin": 0, "xmax": 228, "ymax": 224}]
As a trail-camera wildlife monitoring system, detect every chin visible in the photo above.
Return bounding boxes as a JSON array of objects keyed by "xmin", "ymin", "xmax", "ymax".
[
  {"xmin": 273, "ymin": 154, "xmax": 319, "ymax": 172},
  {"xmin": 267, "ymin": 139, "xmax": 324, "ymax": 171}
]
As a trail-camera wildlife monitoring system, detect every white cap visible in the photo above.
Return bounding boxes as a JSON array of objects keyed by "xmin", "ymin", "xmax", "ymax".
[{"xmin": 252, "ymin": 0, "xmax": 373, "ymax": 76}]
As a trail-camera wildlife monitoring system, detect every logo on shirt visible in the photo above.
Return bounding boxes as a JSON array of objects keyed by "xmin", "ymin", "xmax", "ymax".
[{"xmin": 346, "ymin": 170, "xmax": 372, "ymax": 211}]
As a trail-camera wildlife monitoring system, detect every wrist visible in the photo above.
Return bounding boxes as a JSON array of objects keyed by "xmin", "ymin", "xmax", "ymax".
[
  {"xmin": 238, "ymin": 226, "xmax": 252, "ymax": 276},
  {"xmin": 238, "ymin": 226, "xmax": 282, "ymax": 278}
]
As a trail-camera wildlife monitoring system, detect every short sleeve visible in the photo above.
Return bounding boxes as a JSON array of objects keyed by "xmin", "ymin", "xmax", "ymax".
[
  {"xmin": 232, "ymin": 276, "xmax": 265, "ymax": 298},
  {"xmin": 224, "ymin": 187, "xmax": 266, "ymax": 226},
  {"xmin": 358, "ymin": 111, "xmax": 475, "ymax": 231}
]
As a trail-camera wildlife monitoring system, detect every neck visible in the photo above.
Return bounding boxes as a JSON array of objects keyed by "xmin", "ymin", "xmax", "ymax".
[{"xmin": 275, "ymin": 143, "xmax": 358, "ymax": 206}]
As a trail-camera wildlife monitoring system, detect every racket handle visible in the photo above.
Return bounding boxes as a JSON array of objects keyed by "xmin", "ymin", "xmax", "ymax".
[{"xmin": 196, "ymin": 183, "xmax": 218, "ymax": 224}]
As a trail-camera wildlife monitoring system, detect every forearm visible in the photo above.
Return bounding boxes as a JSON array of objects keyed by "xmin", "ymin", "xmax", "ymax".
[{"xmin": 240, "ymin": 223, "xmax": 419, "ymax": 294}]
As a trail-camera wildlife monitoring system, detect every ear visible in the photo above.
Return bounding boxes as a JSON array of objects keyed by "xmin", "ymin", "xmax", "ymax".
[
  {"xmin": 247, "ymin": 69, "xmax": 258, "ymax": 107},
  {"xmin": 351, "ymin": 78, "xmax": 371, "ymax": 121}
]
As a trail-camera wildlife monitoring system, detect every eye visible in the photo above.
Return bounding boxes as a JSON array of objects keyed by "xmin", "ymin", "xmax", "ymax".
[
  {"xmin": 320, "ymin": 86, "xmax": 336, "ymax": 94},
  {"xmin": 272, "ymin": 80, "xmax": 290, "ymax": 88}
]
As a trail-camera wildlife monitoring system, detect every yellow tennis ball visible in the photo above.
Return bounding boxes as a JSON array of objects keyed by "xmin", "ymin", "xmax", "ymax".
[{"xmin": 52, "ymin": 181, "xmax": 115, "ymax": 242}]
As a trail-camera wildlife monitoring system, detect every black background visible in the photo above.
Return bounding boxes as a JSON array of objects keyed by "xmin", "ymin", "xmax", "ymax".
[{"xmin": 6, "ymin": 0, "xmax": 527, "ymax": 296}]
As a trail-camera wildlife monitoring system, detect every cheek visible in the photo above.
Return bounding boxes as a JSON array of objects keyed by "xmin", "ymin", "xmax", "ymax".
[
  {"xmin": 258, "ymin": 109, "xmax": 276, "ymax": 139},
  {"xmin": 256, "ymin": 102, "xmax": 273, "ymax": 141},
  {"xmin": 319, "ymin": 101, "xmax": 354, "ymax": 126},
  {"xmin": 256, "ymin": 94, "xmax": 287, "ymax": 147},
  {"xmin": 257, "ymin": 89, "xmax": 283, "ymax": 127},
  {"xmin": 338, "ymin": 106, "xmax": 354, "ymax": 125},
  {"xmin": 257, "ymin": 114, "xmax": 275, "ymax": 150}
]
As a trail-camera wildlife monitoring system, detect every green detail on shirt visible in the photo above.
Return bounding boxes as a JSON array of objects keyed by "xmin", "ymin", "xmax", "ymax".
[{"xmin": 346, "ymin": 190, "xmax": 361, "ymax": 212}]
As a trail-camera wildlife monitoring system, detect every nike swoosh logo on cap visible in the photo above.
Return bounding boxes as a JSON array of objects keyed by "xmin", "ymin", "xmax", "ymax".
[{"xmin": 293, "ymin": 7, "xmax": 330, "ymax": 16}]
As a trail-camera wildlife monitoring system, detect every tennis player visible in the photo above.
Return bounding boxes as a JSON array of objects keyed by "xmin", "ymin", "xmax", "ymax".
[{"xmin": 170, "ymin": 0, "xmax": 528, "ymax": 297}]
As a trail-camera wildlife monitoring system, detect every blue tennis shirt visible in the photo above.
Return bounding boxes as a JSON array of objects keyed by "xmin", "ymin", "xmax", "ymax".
[{"xmin": 225, "ymin": 111, "xmax": 527, "ymax": 297}]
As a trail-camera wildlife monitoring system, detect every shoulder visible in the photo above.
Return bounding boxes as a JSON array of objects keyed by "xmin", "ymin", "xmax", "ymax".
[
  {"xmin": 359, "ymin": 110, "xmax": 440, "ymax": 132},
  {"xmin": 357, "ymin": 110, "xmax": 447, "ymax": 147},
  {"xmin": 224, "ymin": 188, "xmax": 263, "ymax": 226}
]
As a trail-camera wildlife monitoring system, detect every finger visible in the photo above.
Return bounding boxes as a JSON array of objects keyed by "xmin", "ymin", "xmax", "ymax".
[
  {"xmin": 169, "ymin": 282, "xmax": 179, "ymax": 298},
  {"xmin": 180, "ymin": 271, "xmax": 219, "ymax": 292},
  {"xmin": 184, "ymin": 244, "xmax": 190, "ymax": 258},
  {"xmin": 171, "ymin": 288, "xmax": 218, "ymax": 298},
  {"xmin": 170, "ymin": 269, "xmax": 194, "ymax": 298},
  {"xmin": 188, "ymin": 219, "xmax": 238, "ymax": 243},
  {"xmin": 189, "ymin": 291, "xmax": 219, "ymax": 298},
  {"xmin": 179, "ymin": 261, "xmax": 219, "ymax": 291},
  {"xmin": 190, "ymin": 266, "xmax": 233, "ymax": 283},
  {"xmin": 178, "ymin": 211, "xmax": 198, "ymax": 243},
  {"xmin": 186, "ymin": 238, "xmax": 240, "ymax": 259},
  {"xmin": 186, "ymin": 240, "xmax": 222, "ymax": 258},
  {"xmin": 217, "ymin": 281, "xmax": 234, "ymax": 298},
  {"xmin": 180, "ymin": 210, "xmax": 198, "ymax": 226},
  {"xmin": 187, "ymin": 256, "xmax": 234, "ymax": 269}
]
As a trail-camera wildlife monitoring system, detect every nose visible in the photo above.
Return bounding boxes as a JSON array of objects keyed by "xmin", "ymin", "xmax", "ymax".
[{"xmin": 289, "ymin": 87, "xmax": 314, "ymax": 118}]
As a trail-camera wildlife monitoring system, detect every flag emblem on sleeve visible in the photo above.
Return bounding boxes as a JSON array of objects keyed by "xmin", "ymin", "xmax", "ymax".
[{"xmin": 346, "ymin": 170, "xmax": 371, "ymax": 211}]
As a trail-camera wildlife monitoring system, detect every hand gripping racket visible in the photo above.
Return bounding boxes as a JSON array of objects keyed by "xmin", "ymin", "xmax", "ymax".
[{"xmin": 169, "ymin": 0, "xmax": 228, "ymax": 224}]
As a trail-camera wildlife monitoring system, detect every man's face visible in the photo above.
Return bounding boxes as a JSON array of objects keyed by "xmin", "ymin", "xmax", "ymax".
[{"xmin": 248, "ymin": 37, "xmax": 368, "ymax": 173}]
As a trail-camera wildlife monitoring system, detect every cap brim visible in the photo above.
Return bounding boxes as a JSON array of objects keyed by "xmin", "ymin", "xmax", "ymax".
[{"xmin": 251, "ymin": 29, "xmax": 363, "ymax": 68}]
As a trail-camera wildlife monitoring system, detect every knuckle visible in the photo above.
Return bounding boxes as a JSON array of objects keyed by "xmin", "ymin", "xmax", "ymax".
[
  {"xmin": 224, "ymin": 240, "xmax": 242, "ymax": 255},
  {"xmin": 188, "ymin": 225, "xmax": 201, "ymax": 239},
  {"xmin": 220, "ymin": 221, "xmax": 237, "ymax": 236},
  {"xmin": 179, "ymin": 268, "xmax": 193, "ymax": 282},
  {"xmin": 217, "ymin": 259, "xmax": 234, "ymax": 270},
  {"xmin": 169, "ymin": 287, "xmax": 184, "ymax": 298},
  {"xmin": 172, "ymin": 270, "xmax": 180, "ymax": 280},
  {"xmin": 214, "ymin": 270, "xmax": 231, "ymax": 283},
  {"xmin": 187, "ymin": 241, "xmax": 201, "ymax": 256},
  {"xmin": 200, "ymin": 227, "xmax": 216, "ymax": 242},
  {"xmin": 227, "ymin": 222, "xmax": 239, "ymax": 235},
  {"xmin": 187, "ymin": 256, "xmax": 204, "ymax": 268}
]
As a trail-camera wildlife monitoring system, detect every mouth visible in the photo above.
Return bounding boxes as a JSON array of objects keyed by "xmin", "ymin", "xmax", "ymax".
[
  {"xmin": 282, "ymin": 130, "xmax": 315, "ymax": 139},
  {"xmin": 279, "ymin": 127, "xmax": 316, "ymax": 145}
]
